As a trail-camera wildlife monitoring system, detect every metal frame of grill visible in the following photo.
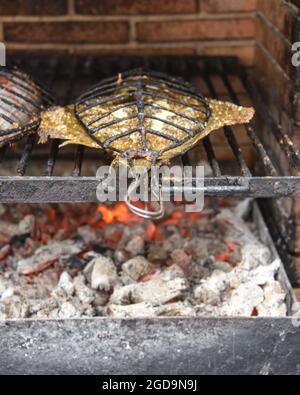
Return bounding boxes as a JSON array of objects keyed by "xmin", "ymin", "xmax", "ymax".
[
  {"xmin": 75, "ymin": 68, "xmax": 211, "ymax": 162},
  {"xmin": 0, "ymin": 66, "xmax": 53, "ymax": 145},
  {"xmin": 0, "ymin": 55, "xmax": 299, "ymax": 202}
]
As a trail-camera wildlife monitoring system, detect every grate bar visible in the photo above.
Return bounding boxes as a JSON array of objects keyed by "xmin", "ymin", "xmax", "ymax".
[
  {"xmin": 72, "ymin": 145, "xmax": 85, "ymax": 177},
  {"xmin": 203, "ymin": 72, "xmax": 252, "ymax": 178},
  {"xmin": 219, "ymin": 68, "xmax": 279, "ymax": 177},
  {"xmin": 44, "ymin": 139, "xmax": 60, "ymax": 177},
  {"xmin": 202, "ymin": 137, "xmax": 222, "ymax": 177},
  {"xmin": 0, "ymin": 145, "xmax": 7, "ymax": 163},
  {"xmin": 17, "ymin": 134, "xmax": 36, "ymax": 176}
]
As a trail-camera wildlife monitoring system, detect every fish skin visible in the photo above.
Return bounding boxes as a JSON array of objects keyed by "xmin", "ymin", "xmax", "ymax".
[
  {"xmin": 0, "ymin": 67, "xmax": 44, "ymax": 144},
  {"xmin": 38, "ymin": 99, "xmax": 255, "ymax": 167}
]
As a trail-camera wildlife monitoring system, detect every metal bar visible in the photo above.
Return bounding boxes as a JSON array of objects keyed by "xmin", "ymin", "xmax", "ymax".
[
  {"xmin": 1, "ymin": 176, "xmax": 299, "ymax": 202},
  {"xmin": 202, "ymin": 137, "xmax": 222, "ymax": 177},
  {"xmin": 223, "ymin": 126, "xmax": 252, "ymax": 177},
  {"xmin": 0, "ymin": 145, "xmax": 7, "ymax": 163},
  {"xmin": 16, "ymin": 134, "xmax": 36, "ymax": 176},
  {"xmin": 219, "ymin": 67, "xmax": 279, "ymax": 177},
  {"xmin": 72, "ymin": 145, "xmax": 85, "ymax": 177},
  {"xmin": 203, "ymin": 72, "xmax": 252, "ymax": 177},
  {"xmin": 44, "ymin": 139, "xmax": 60, "ymax": 177}
]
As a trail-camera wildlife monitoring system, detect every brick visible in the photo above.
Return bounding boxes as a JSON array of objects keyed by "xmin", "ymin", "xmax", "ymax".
[
  {"xmin": 136, "ymin": 18, "xmax": 256, "ymax": 42},
  {"xmin": 4, "ymin": 22, "xmax": 130, "ymax": 44},
  {"xmin": 0, "ymin": 0, "xmax": 67, "ymax": 15},
  {"xmin": 202, "ymin": 0, "xmax": 257, "ymax": 13},
  {"xmin": 75, "ymin": 0, "xmax": 197, "ymax": 15}
]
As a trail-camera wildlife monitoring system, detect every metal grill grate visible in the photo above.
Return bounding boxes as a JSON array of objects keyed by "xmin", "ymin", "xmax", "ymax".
[
  {"xmin": 0, "ymin": 55, "xmax": 299, "ymax": 202},
  {"xmin": 0, "ymin": 67, "xmax": 53, "ymax": 144},
  {"xmin": 75, "ymin": 68, "xmax": 211, "ymax": 160}
]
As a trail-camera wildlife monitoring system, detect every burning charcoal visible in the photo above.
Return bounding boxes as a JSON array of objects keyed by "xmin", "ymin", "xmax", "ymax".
[
  {"xmin": 18, "ymin": 215, "xmax": 35, "ymax": 236},
  {"xmin": 56, "ymin": 271, "xmax": 74, "ymax": 297},
  {"xmin": 107, "ymin": 303, "xmax": 157, "ymax": 318},
  {"xmin": 110, "ymin": 277, "xmax": 188, "ymax": 306},
  {"xmin": 0, "ymin": 214, "xmax": 35, "ymax": 242},
  {"xmin": 77, "ymin": 226, "xmax": 97, "ymax": 244},
  {"xmin": 114, "ymin": 249, "xmax": 130, "ymax": 265},
  {"xmin": 122, "ymin": 256, "xmax": 151, "ymax": 281},
  {"xmin": 170, "ymin": 249, "xmax": 192, "ymax": 272},
  {"xmin": 91, "ymin": 255, "xmax": 118, "ymax": 291},
  {"xmin": 257, "ymin": 281, "xmax": 287, "ymax": 317},
  {"xmin": 184, "ymin": 238, "xmax": 209, "ymax": 262},
  {"xmin": 162, "ymin": 234, "xmax": 184, "ymax": 255},
  {"xmin": 147, "ymin": 242, "xmax": 168, "ymax": 262},
  {"xmin": 73, "ymin": 274, "xmax": 95, "ymax": 305},
  {"xmin": 240, "ymin": 243, "xmax": 272, "ymax": 270},
  {"xmin": 66, "ymin": 255, "xmax": 86, "ymax": 271},
  {"xmin": 92, "ymin": 244, "xmax": 111, "ymax": 255},
  {"xmin": 17, "ymin": 240, "xmax": 84, "ymax": 275},
  {"xmin": 124, "ymin": 235, "xmax": 145, "ymax": 256},
  {"xmin": 212, "ymin": 261, "xmax": 233, "ymax": 273},
  {"xmin": 221, "ymin": 283, "xmax": 264, "ymax": 316}
]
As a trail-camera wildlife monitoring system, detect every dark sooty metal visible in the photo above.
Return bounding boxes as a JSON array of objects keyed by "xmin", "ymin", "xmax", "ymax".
[{"xmin": 74, "ymin": 68, "xmax": 211, "ymax": 159}]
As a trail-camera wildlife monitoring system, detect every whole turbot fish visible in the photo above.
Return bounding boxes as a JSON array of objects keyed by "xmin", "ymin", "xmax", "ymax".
[
  {"xmin": 0, "ymin": 67, "xmax": 51, "ymax": 146},
  {"xmin": 38, "ymin": 69, "xmax": 255, "ymax": 168}
]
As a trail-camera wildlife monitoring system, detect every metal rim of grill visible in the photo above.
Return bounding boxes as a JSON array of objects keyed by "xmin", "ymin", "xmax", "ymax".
[
  {"xmin": 74, "ymin": 68, "xmax": 212, "ymax": 161},
  {"xmin": 0, "ymin": 66, "xmax": 54, "ymax": 141}
]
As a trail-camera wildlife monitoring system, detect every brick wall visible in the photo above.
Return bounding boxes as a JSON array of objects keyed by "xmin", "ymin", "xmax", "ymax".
[
  {"xmin": 254, "ymin": 0, "xmax": 300, "ymax": 284},
  {"xmin": 0, "ymin": 0, "xmax": 256, "ymax": 65}
]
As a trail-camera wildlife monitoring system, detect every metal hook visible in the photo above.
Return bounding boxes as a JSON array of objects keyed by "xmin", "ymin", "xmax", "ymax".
[{"xmin": 125, "ymin": 178, "xmax": 165, "ymax": 220}]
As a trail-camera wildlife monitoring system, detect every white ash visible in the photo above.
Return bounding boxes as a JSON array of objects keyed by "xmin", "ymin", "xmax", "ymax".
[
  {"xmin": 110, "ymin": 277, "xmax": 188, "ymax": 306},
  {"xmin": 125, "ymin": 235, "xmax": 145, "ymax": 256},
  {"xmin": 0, "ymin": 200, "xmax": 291, "ymax": 319},
  {"xmin": 90, "ymin": 255, "xmax": 118, "ymax": 292},
  {"xmin": 107, "ymin": 301, "xmax": 195, "ymax": 318},
  {"xmin": 73, "ymin": 274, "xmax": 95, "ymax": 305},
  {"xmin": 0, "ymin": 214, "xmax": 36, "ymax": 240},
  {"xmin": 56, "ymin": 271, "xmax": 75, "ymax": 296},
  {"xmin": 122, "ymin": 256, "xmax": 151, "ymax": 281}
]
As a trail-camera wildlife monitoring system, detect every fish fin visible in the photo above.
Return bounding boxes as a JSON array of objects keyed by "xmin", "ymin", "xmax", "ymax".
[{"xmin": 38, "ymin": 105, "xmax": 99, "ymax": 149}]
